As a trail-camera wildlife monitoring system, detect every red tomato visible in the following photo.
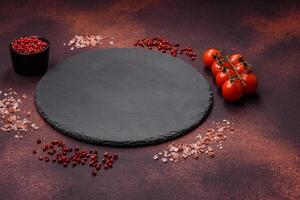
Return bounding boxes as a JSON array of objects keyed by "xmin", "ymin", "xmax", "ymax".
[
  {"xmin": 211, "ymin": 60, "xmax": 230, "ymax": 77},
  {"xmin": 222, "ymin": 80, "xmax": 244, "ymax": 101},
  {"xmin": 211, "ymin": 61, "xmax": 222, "ymax": 76},
  {"xmin": 229, "ymin": 54, "xmax": 245, "ymax": 66},
  {"xmin": 202, "ymin": 48, "xmax": 221, "ymax": 68},
  {"xmin": 242, "ymin": 73, "xmax": 258, "ymax": 94},
  {"xmin": 215, "ymin": 69, "xmax": 235, "ymax": 88},
  {"xmin": 235, "ymin": 63, "xmax": 246, "ymax": 74}
]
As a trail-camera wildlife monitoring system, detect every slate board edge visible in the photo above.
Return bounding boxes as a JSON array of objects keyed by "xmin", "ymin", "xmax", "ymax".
[{"xmin": 35, "ymin": 88, "xmax": 213, "ymax": 147}]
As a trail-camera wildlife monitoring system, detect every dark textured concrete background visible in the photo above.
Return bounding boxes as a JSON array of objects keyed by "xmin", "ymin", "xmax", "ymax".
[{"xmin": 0, "ymin": 0, "xmax": 299, "ymax": 199}]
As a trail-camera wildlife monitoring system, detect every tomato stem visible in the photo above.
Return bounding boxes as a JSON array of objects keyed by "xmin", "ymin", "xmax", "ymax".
[
  {"xmin": 215, "ymin": 56, "xmax": 234, "ymax": 81},
  {"xmin": 225, "ymin": 55, "xmax": 246, "ymax": 86}
]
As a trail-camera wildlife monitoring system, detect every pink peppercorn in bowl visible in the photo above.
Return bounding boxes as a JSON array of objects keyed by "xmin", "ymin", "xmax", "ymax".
[{"xmin": 10, "ymin": 35, "xmax": 50, "ymax": 76}]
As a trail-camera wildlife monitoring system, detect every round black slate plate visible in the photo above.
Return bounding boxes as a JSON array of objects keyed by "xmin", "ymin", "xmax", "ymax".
[{"xmin": 35, "ymin": 48, "xmax": 213, "ymax": 147}]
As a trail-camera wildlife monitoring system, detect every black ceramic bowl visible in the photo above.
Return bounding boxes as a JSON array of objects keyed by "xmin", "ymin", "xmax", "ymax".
[{"xmin": 10, "ymin": 36, "xmax": 50, "ymax": 76}]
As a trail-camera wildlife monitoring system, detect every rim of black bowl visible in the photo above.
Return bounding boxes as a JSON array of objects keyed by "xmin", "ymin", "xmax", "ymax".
[{"xmin": 10, "ymin": 35, "xmax": 50, "ymax": 56}]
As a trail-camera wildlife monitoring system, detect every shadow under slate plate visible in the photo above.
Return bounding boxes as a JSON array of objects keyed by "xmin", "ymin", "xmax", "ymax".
[{"xmin": 35, "ymin": 48, "xmax": 213, "ymax": 147}]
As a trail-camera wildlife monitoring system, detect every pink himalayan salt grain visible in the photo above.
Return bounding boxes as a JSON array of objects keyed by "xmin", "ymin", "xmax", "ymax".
[
  {"xmin": 153, "ymin": 120, "xmax": 234, "ymax": 163},
  {"xmin": 0, "ymin": 88, "xmax": 39, "ymax": 138},
  {"xmin": 66, "ymin": 35, "xmax": 114, "ymax": 50}
]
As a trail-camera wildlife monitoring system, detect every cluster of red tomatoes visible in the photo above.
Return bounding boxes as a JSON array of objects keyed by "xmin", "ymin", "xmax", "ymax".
[{"xmin": 202, "ymin": 48, "xmax": 258, "ymax": 102}]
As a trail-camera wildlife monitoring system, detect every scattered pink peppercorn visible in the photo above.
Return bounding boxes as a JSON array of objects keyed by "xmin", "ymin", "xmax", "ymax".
[
  {"xmin": 134, "ymin": 37, "xmax": 197, "ymax": 61},
  {"xmin": 104, "ymin": 152, "xmax": 109, "ymax": 157},
  {"xmin": 92, "ymin": 170, "xmax": 97, "ymax": 176},
  {"xmin": 44, "ymin": 156, "xmax": 49, "ymax": 162},
  {"xmin": 33, "ymin": 139, "xmax": 118, "ymax": 177},
  {"xmin": 113, "ymin": 154, "xmax": 118, "ymax": 160}
]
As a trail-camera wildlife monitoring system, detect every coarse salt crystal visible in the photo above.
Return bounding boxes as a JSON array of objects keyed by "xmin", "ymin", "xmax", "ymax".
[
  {"xmin": 0, "ymin": 89, "xmax": 40, "ymax": 137},
  {"xmin": 152, "ymin": 120, "xmax": 233, "ymax": 163},
  {"xmin": 31, "ymin": 123, "xmax": 39, "ymax": 130},
  {"xmin": 153, "ymin": 154, "xmax": 158, "ymax": 160},
  {"xmin": 65, "ymin": 35, "xmax": 113, "ymax": 50}
]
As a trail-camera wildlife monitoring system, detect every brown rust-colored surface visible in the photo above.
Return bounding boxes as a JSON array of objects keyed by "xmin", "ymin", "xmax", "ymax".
[{"xmin": 0, "ymin": 0, "xmax": 299, "ymax": 199}]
